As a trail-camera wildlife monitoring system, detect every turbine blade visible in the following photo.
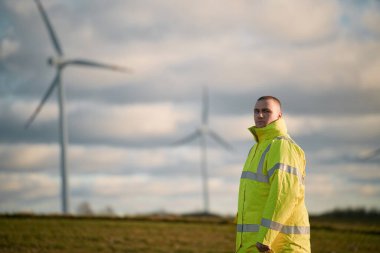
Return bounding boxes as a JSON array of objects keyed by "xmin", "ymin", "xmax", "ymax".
[
  {"xmin": 359, "ymin": 147, "xmax": 380, "ymax": 161},
  {"xmin": 34, "ymin": 0, "xmax": 63, "ymax": 56},
  {"xmin": 66, "ymin": 59, "xmax": 132, "ymax": 73},
  {"xmin": 208, "ymin": 129, "xmax": 233, "ymax": 150},
  {"xmin": 25, "ymin": 72, "xmax": 59, "ymax": 128},
  {"xmin": 202, "ymin": 86, "xmax": 209, "ymax": 125},
  {"xmin": 172, "ymin": 130, "xmax": 201, "ymax": 146}
]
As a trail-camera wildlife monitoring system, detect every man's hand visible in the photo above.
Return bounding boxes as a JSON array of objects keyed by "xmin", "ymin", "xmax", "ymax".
[{"xmin": 256, "ymin": 242, "xmax": 270, "ymax": 252}]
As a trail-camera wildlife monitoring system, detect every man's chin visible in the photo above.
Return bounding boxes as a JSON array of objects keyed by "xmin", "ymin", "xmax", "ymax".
[{"xmin": 255, "ymin": 122, "xmax": 266, "ymax": 128}]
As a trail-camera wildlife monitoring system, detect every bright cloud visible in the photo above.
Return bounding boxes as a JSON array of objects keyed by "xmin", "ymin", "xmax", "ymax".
[
  {"xmin": 0, "ymin": 144, "xmax": 58, "ymax": 171},
  {"xmin": 0, "ymin": 173, "xmax": 58, "ymax": 200},
  {"xmin": 286, "ymin": 113, "xmax": 380, "ymax": 140},
  {"xmin": 0, "ymin": 38, "xmax": 20, "ymax": 59},
  {"xmin": 249, "ymin": 0, "xmax": 340, "ymax": 42},
  {"xmin": 68, "ymin": 101, "xmax": 194, "ymax": 140}
]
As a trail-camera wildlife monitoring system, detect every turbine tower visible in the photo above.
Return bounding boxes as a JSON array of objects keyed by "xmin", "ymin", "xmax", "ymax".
[
  {"xmin": 174, "ymin": 86, "xmax": 232, "ymax": 214},
  {"xmin": 25, "ymin": 0, "xmax": 131, "ymax": 214}
]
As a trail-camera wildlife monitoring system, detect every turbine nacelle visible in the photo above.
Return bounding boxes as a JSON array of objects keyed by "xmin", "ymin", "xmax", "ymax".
[
  {"xmin": 47, "ymin": 56, "xmax": 64, "ymax": 67},
  {"xmin": 200, "ymin": 125, "xmax": 209, "ymax": 134}
]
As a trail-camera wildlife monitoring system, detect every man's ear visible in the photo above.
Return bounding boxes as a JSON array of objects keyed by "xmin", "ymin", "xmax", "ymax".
[{"xmin": 278, "ymin": 112, "xmax": 282, "ymax": 118}]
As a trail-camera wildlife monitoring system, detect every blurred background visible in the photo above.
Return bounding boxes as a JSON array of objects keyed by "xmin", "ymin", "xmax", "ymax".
[{"xmin": 0, "ymin": 0, "xmax": 379, "ymax": 216}]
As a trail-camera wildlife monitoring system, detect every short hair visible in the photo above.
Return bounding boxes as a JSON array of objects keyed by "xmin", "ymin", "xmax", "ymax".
[{"xmin": 257, "ymin": 96, "xmax": 282, "ymax": 109}]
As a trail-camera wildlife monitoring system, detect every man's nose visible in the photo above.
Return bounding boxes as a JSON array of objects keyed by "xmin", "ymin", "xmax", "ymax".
[{"xmin": 257, "ymin": 112, "xmax": 264, "ymax": 118}]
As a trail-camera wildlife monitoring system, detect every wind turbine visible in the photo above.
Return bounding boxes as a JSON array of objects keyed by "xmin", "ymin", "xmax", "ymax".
[
  {"xmin": 342, "ymin": 147, "xmax": 380, "ymax": 164},
  {"xmin": 356, "ymin": 147, "xmax": 380, "ymax": 162},
  {"xmin": 25, "ymin": 0, "xmax": 131, "ymax": 214},
  {"xmin": 173, "ymin": 86, "xmax": 232, "ymax": 214}
]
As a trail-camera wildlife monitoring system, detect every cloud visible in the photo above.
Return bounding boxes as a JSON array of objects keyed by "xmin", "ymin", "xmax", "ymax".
[
  {"xmin": 305, "ymin": 168, "xmax": 380, "ymax": 214},
  {"xmin": 286, "ymin": 113, "xmax": 380, "ymax": 140},
  {"xmin": 68, "ymin": 101, "xmax": 193, "ymax": 141},
  {"xmin": 360, "ymin": 2, "xmax": 380, "ymax": 35},
  {"xmin": 0, "ymin": 141, "xmax": 233, "ymax": 177},
  {"xmin": 359, "ymin": 57, "xmax": 380, "ymax": 89},
  {"xmin": 92, "ymin": 174, "xmax": 199, "ymax": 197},
  {"xmin": 0, "ymin": 98, "xmax": 196, "ymax": 144},
  {"xmin": 10, "ymin": 0, "xmax": 347, "ymax": 95},
  {"xmin": 249, "ymin": 0, "xmax": 340, "ymax": 43},
  {"xmin": 362, "ymin": 18, "xmax": 380, "ymax": 36},
  {"xmin": 3, "ymin": 0, "xmax": 37, "ymax": 16},
  {"xmin": 0, "ymin": 144, "xmax": 58, "ymax": 172},
  {"xmin": 306, "ymin": 174, "xmax": 336, "ymax": 196},
  {"xmin": 0, "ymin": 38, "xmax": 20, "ymax": 59},
  {"xmin": 0, "ymin": 173, "xmax": 58, "ymax": 201},
  {"xmin": 358, "ymin": 184, "xmax": 380, "ymax": 197},
  {"xmin": 205, "ymin": 115, "xmax": 253, "ymax": 142},
  {"xmin": 87, "ymin": 173, "xmax": 239, "ymax": 213},
  {"xmin": 0, "ymin": 99, "xmax": 58, "ymax": 125}
]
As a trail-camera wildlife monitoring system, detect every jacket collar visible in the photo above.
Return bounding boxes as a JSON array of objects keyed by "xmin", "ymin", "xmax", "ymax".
[{"xmin": 248, "ymin": 117, "xmax": 288, "ymax": 143}]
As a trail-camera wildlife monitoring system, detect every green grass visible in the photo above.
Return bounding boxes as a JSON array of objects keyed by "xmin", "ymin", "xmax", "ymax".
[
  {"xmin": 0, "ymin": 215, "xmax": 379, "ymax": 253},
  {"xmin": 310, "ymin": 217, "xmax": 380, "ymax": 253}
]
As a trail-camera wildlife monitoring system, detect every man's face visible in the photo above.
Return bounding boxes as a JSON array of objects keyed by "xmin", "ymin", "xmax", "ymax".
[{"xmin": 254, "ymin": 99, "xmax": 282, "ymax": 128}]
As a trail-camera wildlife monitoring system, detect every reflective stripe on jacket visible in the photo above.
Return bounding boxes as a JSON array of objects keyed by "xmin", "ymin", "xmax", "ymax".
[{"xmin": 236, "ymin": 118, "xmax": 310, "ymax": 253}]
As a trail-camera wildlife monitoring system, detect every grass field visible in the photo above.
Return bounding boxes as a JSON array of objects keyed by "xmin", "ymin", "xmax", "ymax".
[{"xmin": 0, "ymin": 215, "xmax": 379, "ymax": 253}]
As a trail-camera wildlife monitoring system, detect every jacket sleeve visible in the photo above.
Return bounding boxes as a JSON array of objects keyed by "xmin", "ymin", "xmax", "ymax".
[{"xmin": 255, "ymin": 139, "xmax": 305, "ymax": 247}]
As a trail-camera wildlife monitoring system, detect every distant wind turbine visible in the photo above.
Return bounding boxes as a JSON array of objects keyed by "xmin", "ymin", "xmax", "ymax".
[
  {"xmin": 356, "ymin": 147, "xmax": 380, "ymax": 162},
  {"xmin": 25, "ymin": 0, "xmax": 132, "ymax": 214},
  {"xmin": 343, "ymin": 147, "xmax": 380, "ymax": 163},
  {"xmin": 173, "ymin": 86, "xmax": 232, "ymax": 214}
]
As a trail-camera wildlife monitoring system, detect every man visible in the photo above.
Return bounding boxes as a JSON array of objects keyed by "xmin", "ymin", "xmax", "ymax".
[{"xmin": 235, "ymin": 96, "xmax": 310, "ymax": 252}]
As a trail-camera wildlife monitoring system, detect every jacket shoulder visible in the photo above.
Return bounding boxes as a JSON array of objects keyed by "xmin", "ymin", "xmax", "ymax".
[{"xmin": 271, "ymin": 136, "xmax": 305, "ymax": 157}]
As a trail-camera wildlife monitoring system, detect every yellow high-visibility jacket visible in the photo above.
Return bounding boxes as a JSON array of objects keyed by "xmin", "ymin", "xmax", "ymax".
[{"xmin": 236, "ymin": 118, "xmax": 310, "ymax": 253}]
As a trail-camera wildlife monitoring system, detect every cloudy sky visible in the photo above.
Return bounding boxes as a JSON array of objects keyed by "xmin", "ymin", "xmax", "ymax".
[{"xmin": 1, "ymin": 0, "xmax": 379, "ymax": 215}]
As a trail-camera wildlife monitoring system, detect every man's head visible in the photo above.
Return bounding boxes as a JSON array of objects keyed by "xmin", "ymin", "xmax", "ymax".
[{"xmin": 254, "ymin": 96, "xmax": 282, "ymax": 128}]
